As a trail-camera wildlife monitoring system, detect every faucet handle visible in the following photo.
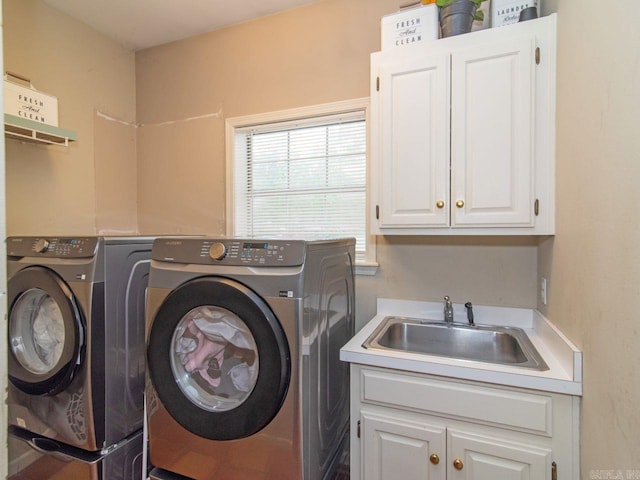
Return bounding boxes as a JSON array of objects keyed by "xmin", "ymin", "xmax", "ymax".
[{"xmin": 464, "ymin": 302, "xmax": 474, "ymax": 325}]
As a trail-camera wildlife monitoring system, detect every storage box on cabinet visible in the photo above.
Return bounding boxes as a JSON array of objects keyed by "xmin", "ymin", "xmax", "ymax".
[{"xmin": 380, "ymin": 4, "xmax": 439, "ymax": 50}]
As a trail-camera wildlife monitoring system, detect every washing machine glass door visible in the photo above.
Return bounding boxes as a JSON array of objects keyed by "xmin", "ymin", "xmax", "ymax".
[
  {"xmin": 148, "ymin": 277, "xmax": 290, "ymax": 441},
  {"xmin": 8, "ymin": 266, "xmax": 85, "ymax": 396}
]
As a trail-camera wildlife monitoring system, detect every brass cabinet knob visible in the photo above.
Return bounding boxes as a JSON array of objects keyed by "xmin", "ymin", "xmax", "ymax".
[
  {"xmin": 453, "ymin": 458, "xmax": 464, "ymax": 470},
  {"xmin": 436, "ymin": 201, "xmax": 445, "ymax": 209},
  {"xmin": 456, "ymin": 200, "xmax": 465, "ymax": 208},
  {"xmin": 429, "ymin": 453, "xmax": 440, "ymax": 465}
]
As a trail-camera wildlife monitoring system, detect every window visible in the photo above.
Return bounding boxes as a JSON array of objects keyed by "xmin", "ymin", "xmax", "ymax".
[{"xmin": 226, "ymin": 99, "xmax": 375, "ymax": 268}]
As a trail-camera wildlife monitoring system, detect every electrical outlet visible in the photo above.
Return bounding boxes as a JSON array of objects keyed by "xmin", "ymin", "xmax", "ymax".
[{"xmin": 540, "ymin": 277, "xmax": 548, "ymax": 305}]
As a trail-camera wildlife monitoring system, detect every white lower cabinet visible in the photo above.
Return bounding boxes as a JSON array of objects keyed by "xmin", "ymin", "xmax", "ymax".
[
  {"xmin": 351, "ymin": 366, "xmax": 579, "ymax": 480},
  {"xmin": 447, "ymin": 429, "xmax": 551, "ymax": 480},
  {"xmin": 361, "ymin": 411, "xmax": 446, "ymax": 480}
]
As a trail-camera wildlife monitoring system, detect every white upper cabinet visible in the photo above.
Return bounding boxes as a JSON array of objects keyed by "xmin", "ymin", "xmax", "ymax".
[
  {"xmin": 377, "ymin": 52, "xmax": 450, "ymax": 228},
  {"xmin": 450, "ymin": 37, "xmax": 534, "ymax": 227},
  {"xmin": 370, "ymin": 15, "xmax": 557, "ymax": 235}
]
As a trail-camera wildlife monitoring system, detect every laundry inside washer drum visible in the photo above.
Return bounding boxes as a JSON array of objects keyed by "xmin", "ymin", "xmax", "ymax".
[
  {"xmin": 11, "ymin": 288, "xmax": 66, "ymax": 375},
  {"xmin": 171, "ymin": 305, "xmax": 260, "ymax": 412}
]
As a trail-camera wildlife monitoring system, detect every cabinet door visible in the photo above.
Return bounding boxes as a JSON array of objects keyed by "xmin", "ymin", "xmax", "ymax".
[
  {"xmin": 375, "ymin": 52, "xmax": 450, "ymax": 228},
  {"xmin": 448, "ymin": 429, "xmax": 552, "ymax": 480},
  {"xmin": 361, "ymin": 411, "xmax": 446, "ymax": 480},
  {"xmin": 450, "ymin": 36, "xmax": 536, "ymax": 227}
]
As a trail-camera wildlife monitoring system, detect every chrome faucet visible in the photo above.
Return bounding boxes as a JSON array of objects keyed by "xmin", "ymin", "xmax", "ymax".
[{"xmin": 443, "ymin": 296, "xmax": 454, "ymax": 323}]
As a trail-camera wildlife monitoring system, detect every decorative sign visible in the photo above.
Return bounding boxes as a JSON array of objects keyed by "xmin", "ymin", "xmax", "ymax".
[
  {"xmin": 381, "ymin": 4, "xmax": 439, "ymax": 50},
  {"xmin": 491, "ymin": 0, "xmax": 540, "ymax": 27},
  {"xmin": 4, "ymin": 79, "xmax": 59, "ymax": 126}
]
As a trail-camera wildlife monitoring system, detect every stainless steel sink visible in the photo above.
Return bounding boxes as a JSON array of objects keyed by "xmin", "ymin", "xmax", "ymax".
[{"xmin": 363, "ymin": 317, "xmax": 548, "ymax": 370}]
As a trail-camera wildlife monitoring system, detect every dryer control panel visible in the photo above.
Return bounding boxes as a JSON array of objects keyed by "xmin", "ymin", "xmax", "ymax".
[
  {"xmin": 7, "ymin": 237, "xmax": 99, "ymax": 258},
  {"xmin": 152, "ymin": 238, "xmax": 307, "ymax": 267}
]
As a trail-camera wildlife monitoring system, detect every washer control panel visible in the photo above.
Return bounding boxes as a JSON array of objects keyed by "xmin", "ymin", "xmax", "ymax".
[
  {"xmin": 152, "ymin": 238, "xmax": 307, "ymax": 267},
  {"xmin": 7, "ymin": 237, "xmax": 99, "ymax": 258}
]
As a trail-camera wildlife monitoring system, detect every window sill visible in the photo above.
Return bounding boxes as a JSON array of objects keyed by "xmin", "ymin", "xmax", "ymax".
[{"xmin": 355, "ymin": 262, "xmax": 379, "ymax": 276}]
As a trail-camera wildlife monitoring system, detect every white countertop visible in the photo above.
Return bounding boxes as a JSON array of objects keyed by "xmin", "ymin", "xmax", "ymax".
[{"xmin": 340, "ymin": 298, "xmax": 583, "ymax": 396}]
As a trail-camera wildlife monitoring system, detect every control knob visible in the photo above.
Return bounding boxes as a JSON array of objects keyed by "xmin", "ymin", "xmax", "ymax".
[
  {"xmin": 209, "ymin": 242, "xmax": 227, "ymax": 261},
  {"xmin": 34, "ymin": 238, "xmax": 50, "ymax": 253}
]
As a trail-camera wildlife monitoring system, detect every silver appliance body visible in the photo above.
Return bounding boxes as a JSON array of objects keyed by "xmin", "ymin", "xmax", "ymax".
[
  {"xmin": 145, "ymin": 237, "xmax": 355, "ymax": 480},
  {"xmin": 6, "ymin": 236, "xmax": 153, "ymax": 478}
]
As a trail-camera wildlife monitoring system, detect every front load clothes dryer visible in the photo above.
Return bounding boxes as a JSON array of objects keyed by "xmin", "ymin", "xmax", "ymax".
[
  {"xmin": 145, "ymin": 237, "xmax": 355, "ymax": 480},
  {"xmin": 6, "ymin": 236, "xmax": 154, "ymax": 479}
]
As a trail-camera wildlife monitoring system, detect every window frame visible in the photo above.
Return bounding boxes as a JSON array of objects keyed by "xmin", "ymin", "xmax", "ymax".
[{"xmin": 225, "ymin": 98, "xmax": 377, "ymax": 273}]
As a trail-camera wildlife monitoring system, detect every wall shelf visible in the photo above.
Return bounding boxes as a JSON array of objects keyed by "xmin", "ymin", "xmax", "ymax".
[{"xmin": 4, "ymin": 113, "xmax": 77, "ymax": 146}]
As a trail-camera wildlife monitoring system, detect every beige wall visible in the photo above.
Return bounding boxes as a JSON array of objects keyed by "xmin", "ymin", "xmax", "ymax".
[
  {"xmin": 1, "ymin": 0, "xmax": 540, "ymax": 326},
  {"xmin": 135, "ymin": 0, "xmax": 383, "ymax": 235},
  {"xmin": 538, "ymin": 0, "xmax": 640, "ymax": 470},
  {"xmin": 3, "ymin": 0, "xmax": 137, "ymax": 235},
  {"xmin": 135, "ymin": 0, "xmax": 539, "ymax": 326},
  {"xmin": 8, "ymin": 0, "xmax": 640, "ymax": 475}
]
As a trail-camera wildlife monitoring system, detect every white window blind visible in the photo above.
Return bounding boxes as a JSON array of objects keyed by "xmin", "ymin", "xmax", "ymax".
[{"xmin": 231, "ymin": 109, "xmax": 368, "ymax": 261}]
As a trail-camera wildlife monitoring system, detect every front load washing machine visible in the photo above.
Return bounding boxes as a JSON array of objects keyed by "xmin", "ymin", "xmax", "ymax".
[
  {"xmin": 145, "ymin": 237, "xmax": 355, "ymax": 480},
  {"xmin": 6, "ymin": 236, "xmax": 153, "ymax": 478}
]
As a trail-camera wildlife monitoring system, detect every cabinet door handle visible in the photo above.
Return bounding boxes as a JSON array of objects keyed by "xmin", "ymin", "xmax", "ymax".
[
  {"xmin": 456, "ymin": 200, "xmax": 465, "ymax": 208},
  {"xmin": 429, "ymin": 453, "xmax": 440, "ymax": 465},
  {"xmin": 436, "ymin": 201, "xmax": 445, "ymax": 209},
  {"xmin": 453, "ymin": 458, "xmax": 464, "ymax": 470}
]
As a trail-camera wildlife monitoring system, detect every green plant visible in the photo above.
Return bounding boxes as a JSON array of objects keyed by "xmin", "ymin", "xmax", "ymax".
[{"xmin": 436, "ymin": 0, "xmax": 488, "ymax": 21}]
